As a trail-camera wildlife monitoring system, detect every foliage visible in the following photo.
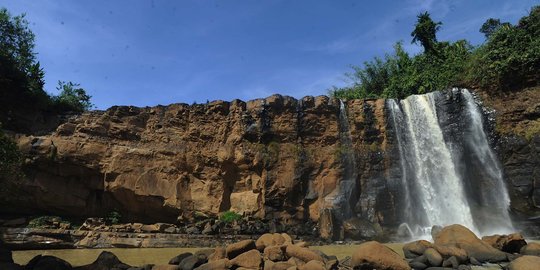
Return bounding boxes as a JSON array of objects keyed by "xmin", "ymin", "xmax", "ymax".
[
  {"xmin": 411, "ymin": 12, "xmax": 442, "ymax": 54},
  {"xmin": 52, "ymin": 81, "xmax": 93, "ymax": 112},
  {"xmin": 106, "ymin": 211, "xmax": 122, "ymax": 225},
  {"xmin": 0, "ymin": 125, "xmax": 22, "ymax": 180},
  {"xmin": 219, "ymin": 210, "xmax": 242, "ymax": 223},
  {"xmin": 28, "ymin": 216, "xmax": 63, "ymax": 228},
  {"xmin": 0, "ymin": 8, "xmax": 92, "ymax": 131},
  {"xmin": 331, "ymin": 5, "xmax": 540, "ymax": 100}
]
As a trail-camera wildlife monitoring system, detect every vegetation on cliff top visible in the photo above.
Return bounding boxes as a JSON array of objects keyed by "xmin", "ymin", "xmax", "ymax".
[
  {"xmin": 331, "ymin": 6, "xmax": 540, "ymax": 100},
  {"xmin": 0, "ymin": 8, "xmax": 93, "ymax": 131}
]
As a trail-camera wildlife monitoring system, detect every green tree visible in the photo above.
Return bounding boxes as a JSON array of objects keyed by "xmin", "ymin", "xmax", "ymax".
[
  {"xmin": 0, "ymin": 8, "xmax": 36, "ymax": 75},
  {"xmin": 53, "ymin": 81, "xmax": 93, "ymax": 112},
  {"xmin": 411, "ymin": 12, "xmax": 442, "ymax": 54},
  {"xmin": 479, "ymin": 18, "xmax": 510, "ymax": 38},
  {"xmin": 0, "ymin": 125, "xmax": 22, "ymax": 180}
]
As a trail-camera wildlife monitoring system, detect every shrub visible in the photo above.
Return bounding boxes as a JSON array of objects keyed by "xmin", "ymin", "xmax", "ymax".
[
  {"xmin": 106, "ymin": 211, "xmax": 122, "ymax": 224},
  {"xmin": 219, "ymin": 211, "xmax": 242, "ymax": 223}
]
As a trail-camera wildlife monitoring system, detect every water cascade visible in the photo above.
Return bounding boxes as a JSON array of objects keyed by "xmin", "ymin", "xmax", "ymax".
[
  {"xmin": 388, "ymin": 89, "xmax": 512, "ymax": 236},
  {"xmin": 324, "ymin": 100, "xmax": 358, "ymax": 221}
]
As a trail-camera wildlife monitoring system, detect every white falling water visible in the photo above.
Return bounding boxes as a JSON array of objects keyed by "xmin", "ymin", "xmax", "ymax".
[
  {"xmin": 461, "ymin": 89, "xmax": 513, "ymax": 233},
  {"xmin": 401, "ymin": 93, "xmax": 476, "ymax": 231},
  {"xmin": 324, "ymin": 100, "xmax": 358, "ymax": 220}
]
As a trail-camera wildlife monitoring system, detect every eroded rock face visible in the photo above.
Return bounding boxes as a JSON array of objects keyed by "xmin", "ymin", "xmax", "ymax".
[{"xmin": 2, "ymin": 95, "xmax": 397, "ymax": 230}]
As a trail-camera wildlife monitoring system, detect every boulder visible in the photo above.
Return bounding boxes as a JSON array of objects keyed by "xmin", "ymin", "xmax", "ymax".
[
  {"xmin": 342, "ymin": 218, "xmax": 380, "ymax": 240},
  {"xmin": 26, "ymin": 255, "xmax": 72, "ymax": 270},
  {"xmin": 281, "ymin": 233, "xmax": 293, "ymax": 244},
  {"xmin": 264, "ymin": 245, "xmax": 285, "ymax": 261},
  {"xmin": 507, "ymin": 255, "xmax": 540, "ymax": 270},
  {"xmin": 74, "ymin": 251, "xmax": 130, "ymax": 270},
  {"xmin": 433, "ymin": 245, "xmax": 468, "ymax": 263},
  {"xmin": 424, "ymin": 248, "xmax": 443, "ymax": 267},
  {"xmin": 193, "ymin": 259, "xmax": 230, "ymax": 270},
  {"xmin": 408, "ymin": 261, "xmax": 427, "ymax": 270},
  {"xmin": 301, "ymin": 260, "xmax": 325, "ymax": 270},
  {"xmin": 403, "ymin": 240, "xmax": 433, "ymax": 258},
  {"xmin": 208, "ymin": 247, "xmax": 226, "ymax": 262},
  {"xmin": 226, "ymin": 240, "xmax": 256, "ymax": 259},
  {"xmin": 0, "ymin": 246, "xmax": 13, "ymax": 263},
  {"xmin": 433, "ymin": 224, "xmax": 507, "ymax": 262},
  {"xmin": 0, "ymin": 262, "xmax": 23, "ymax": 270},
  {"xmin": 231, "ymin": 249, "xmax": 262, "ymax": 269},
  {"xmin": 168, "ymin": 253, "xmax": 193, "ymax": 265},
  {"xmin": 256, "ymin": 233, "xmax": 286, "ymax": 250},
  {"xmin": 178, "ymin": 255, "xmax": 205, "ymax": 270},
  {"xmin": 441, "ymin": 256, "xmax": 459, "ymax": 268},
  {"xmin": 285, "ymin": 245, "xmax": 323, "ymax": 263},
  {"xmin": 351, "ymin": 241, "xmax": 410, "ymax": 270},
  {"xmin": 481, "ymin": 233, "xmax": 527, "ymax": 254},
  {"xmin": 520, "ymin": 242, "xmax": 540, "ymax": 256},
  {"xmin": 271, "ymin": 262, "xmax": 294, "ymax": 270},
  {"xmin": 152, "ymin": 265, "xmax": 180, "ymax": 270}
]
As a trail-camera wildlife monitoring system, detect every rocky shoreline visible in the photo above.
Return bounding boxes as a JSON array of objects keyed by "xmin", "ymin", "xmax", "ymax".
[{"xmin": 2, "ymin": 224, "xmax": 540, "ymax": 269}]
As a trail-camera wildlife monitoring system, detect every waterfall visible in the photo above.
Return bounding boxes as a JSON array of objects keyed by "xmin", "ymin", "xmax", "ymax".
[
  {"xmin": 389, "ymin": 89, "xmax": 513, "ymax": 237},
  {"xmin": 324, "ymin": 100, "xmax": 358, "ymax": 221}
]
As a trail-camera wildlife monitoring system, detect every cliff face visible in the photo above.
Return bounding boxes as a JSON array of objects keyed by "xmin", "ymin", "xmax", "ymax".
[{"xmin": 2, "ymin": 88, "xmax": 539, "ymax": 235}]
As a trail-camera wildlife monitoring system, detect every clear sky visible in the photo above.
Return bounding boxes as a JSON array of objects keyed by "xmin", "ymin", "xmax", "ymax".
[{"xmin": 2, "ymin": 0, "xmax": 539, "ymax": 109}]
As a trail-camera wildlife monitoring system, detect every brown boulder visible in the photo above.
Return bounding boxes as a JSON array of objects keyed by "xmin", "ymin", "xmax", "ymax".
[
  {"xmin": 300, "ymin": 260, "xmax": 325, "ymax": 270},
  {"xmin": 482, "ymin": 233, "xmax": 527, "ymax": 254},
  {"xmin": 520, "ymin": 242, "xmax": 540, "ymax": 256},
  {"xmin": 351, "ymin": 241, "xmax": 410, "ymax": 270},
  {"xmin": 256, "ymin": 233, "xmax": 286, "ymax": 251},
  {"xmin": 231, "ymin": 249, "xmax": 262, "ymax": 269},
  {"xmin": 193, "ymin": 259, "xmax": 230, "ymax": 270},
  {"xmin": 264, "ymin": 245, "xmax": 285, "ymax": 261},
  {"xmin": 424, "ymin": 248, "xmax": 443, "ymax": 267},
  {"xmin": 208, "ymin": 247, "xmax": 226, "ymax": 262},
  {"xmin": 433, "ymin": 224, "xmax": 507, "ymax": 262},
  {"xmin": 403, "ymin": 240, "xmax": 433, "ymax": 258},
  {"xmin": 285, "ymin": 245, "xmax": 323, "ymax": 263},
  {"xmin": 433, "ymin": 244, "xmax": 468, "ymax": 263},
  {"xmin": 226, "ymin": 240, "xmax": 256, "ymax": 259},
  {"xmin": 507, "ymin": 255, "xmax": 540, "ymax": 270}
]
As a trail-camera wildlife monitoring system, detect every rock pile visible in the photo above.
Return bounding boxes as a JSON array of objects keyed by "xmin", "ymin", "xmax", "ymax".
[{"xmin": 403, "ymin": 224, "xmax": 540, "ymax": 269}]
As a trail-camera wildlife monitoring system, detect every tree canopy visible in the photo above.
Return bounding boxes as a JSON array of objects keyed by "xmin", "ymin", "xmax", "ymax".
[{"xmin": 331, "ymin": 6, "xmax": 540, "ymax": 100}]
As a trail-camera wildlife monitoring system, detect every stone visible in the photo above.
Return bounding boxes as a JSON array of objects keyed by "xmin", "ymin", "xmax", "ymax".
[
  {"xmin": 0, "ymin": 262, "xmax": 23, "ymax": 270},
  {"xmin": 178, "ymin": 255, "xmax": 205, "ymax": 270},
  {"xmin": 433, "ymin": 224, "xmax": 507, "ymax": 262},
  {"xmin": 26, "ymin": 255, "xmax": 72, "ymax": 270},
  {"xmin": 168, "ymin": 253, "xmax": 193, "ymax": 265},
  {"xmin": 226, "ymin": 240, "xmax": 256, "ymax": 259},
  {"xmin": 469, "ymin": 257, "xmax": 481, "ymax": 265},
  {"xmin": 256, "ymin": 234, "xmax": 286, "ymax": 251},
  {"xmin": 193, "ymin": 259, "xmax": 230, "ymax": 270},
  {"xmin": 481, "ymin": 233, "xmax": 527, "ymax": 253},
  {"xmin": 152, "ymin": 265, "xmax": 180, "ymax": 270},
  {"xmin": 264, "ymin": 245, "xmax": 285, "ymax": 261},
  {"xmin": 403, "ymin": 240, "xmax": 433, "ymax": 259},
  {"xmin": 208, "ymin": 247, "xmax": 226, "ymax": 262},
  {"xmin": 441, "ymin": 256, "xmax": 459, "ymax": 268},
  {"xmin": 409, "ymin": 261, "xmax": 428, "ymax": 270},
  {"xmin": 351, "ymin": 241, "xmax": 410, "ymax": 270},
  {"xmin": 281, "ymin": 233, "xmax": 293, "ymax": 244},
  {"xmin": 318, "ymin": 209, "xmax": 337, "ymax": 241},
  {"xmin": 520, "ymin": 242, "xmax": 540, "ymax": 256},
  {"xmin": 433, "ymin": 245, "xmax": 468, "ymax": 263},
  {"xmin": 74, "ymin": 251, "xmax": 131, "ymax": 270},
  {"xmin": 301, "ymin": 260, "xmax": 325, "ymax": 270},
  {"xmin": 342, "ymin": 218, "xmax": 380, "ymax": 240},
  {"xmin": 271, "ymin": 262, "xmax": 294, "ymax": 270},
  {"xmin": 507, "ymin": 255, "xmax": 540, "ymax": 270},
  {"xmin": 285, "ymin": 245, "xmax": 323, "ymax": 263},
  {"xmin": 231, "ymin": 249, "xmax": 262, "ymax": 269},
  {"xmin": 424, "ymin": 248, "xmax": 443, "ymax": 267}
]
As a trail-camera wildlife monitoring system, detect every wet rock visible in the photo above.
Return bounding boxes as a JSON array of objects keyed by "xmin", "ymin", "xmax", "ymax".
[
  {"xmin": 226, "ymin": 240, "xmax": 256, "ymax": 259},
  {"xmin": 264, "ymin": 245, "xmax": 285, "ymax": 261},
  {"xmin": 26, "ymin": 255, "xmax": 72, "ymax": 270},
  {"xmin": 481, "ymin": 233, "xmax": 527, "ymax": 253},
  {"xmin": 403, "ymin": 240, "xmax": 434, "ymax": 259},
  {"xmin": 208, "ymin": 247, "xmax": 226, "ymax": 262},
  {"xmin": 74, "ymin": 251, "xmax": 131, "ymax": 270},
  {"xmin": 178, "ymin": 254, "xmax": 206, "ymax": 270},
  {"xmin": 301, "ymin": 260, "xmax": 325, "ymax": 270},
  {"xmin": 231, "ymin": 249, "xmax": 262, "ymax": 269},
  {"xmin": 193, "ymin": 259, "xmax": 230, "ymax": 270},
  {"xmin": 424, "ymin": 248, "xmax": 443, "ymax": 267},
  {"xmin": 507, "ymin": 255, "xmax": 540, "ymax": 270},
  {"xmin": 351, "ymin": 241, "xmax": 410, "ymax": 270},
  {"xmin": 520, "ymin": 242, "xmax": 540, "ymax": 256},
  {"xmin": 432, "ymin": 245, "xmax": 468, "ymax": 263},
  {"xmin": 409, "ymin": 261, "xmax": 428, "ymax": 270},
  {"xmin": 168, "ymin": 253, "xmax": 193, "ymax": 265},
  {"xmin": 285, "ymin": 245, "xmax": 323, "ymax": 263},
  {"xmin": 342, "ymin": 218, "xmax": 380, "ymax": 240},
  {"xmin": 441, "ymin": 256, "xmax": 459, "ymax": 268},
  {"xmin": 152, "ymin": 265, "xmax": 180, "ymax": 270},
  {"xmin": 433, "ymin": 224, "xmax": 507, "ymax": 262}
]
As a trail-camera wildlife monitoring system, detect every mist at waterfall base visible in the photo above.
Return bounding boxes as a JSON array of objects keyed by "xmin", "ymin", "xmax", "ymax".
[{"xmin": 386, "ymin": 88, "xmax": 514, "ymax": 239}]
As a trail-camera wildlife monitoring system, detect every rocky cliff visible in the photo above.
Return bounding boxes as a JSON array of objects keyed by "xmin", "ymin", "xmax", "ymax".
[{"xmin": 1, "ymin": 88, "xmax": 539, "ymax": 238}]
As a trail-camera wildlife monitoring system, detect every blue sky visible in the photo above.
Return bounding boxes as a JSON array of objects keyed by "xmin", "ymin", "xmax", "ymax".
[{"xmin": 2, "ymin": 0, "xmax": 539, "ymax": 109}]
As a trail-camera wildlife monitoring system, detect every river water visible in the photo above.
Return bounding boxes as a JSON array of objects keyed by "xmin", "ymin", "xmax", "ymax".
[{"xmin": 13, "ymin": 244, "xmax": 404, "ymax": 266}]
